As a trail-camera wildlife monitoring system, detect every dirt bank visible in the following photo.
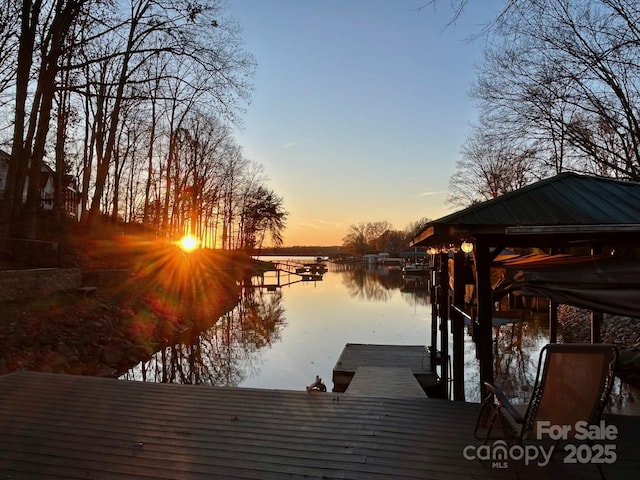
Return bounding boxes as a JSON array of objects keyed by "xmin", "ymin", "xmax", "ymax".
[{"xmin": 0, "ymin": 242, "xmax": 257, "ymax": 377}]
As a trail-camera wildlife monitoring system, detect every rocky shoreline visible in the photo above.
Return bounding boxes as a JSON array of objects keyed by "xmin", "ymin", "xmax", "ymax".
[{"xmin": 558, "ymin": 305, "xmax": 640, "ymax": 384}]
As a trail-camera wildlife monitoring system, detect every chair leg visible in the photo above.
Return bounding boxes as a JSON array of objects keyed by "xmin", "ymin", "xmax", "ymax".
[
  {"xmin": 588, "ymin": 439, "xmax": 607, "ymax": 480},
  {"xmin": 597, "ymin": 463, "xmax": 606, "ymax": 480},
  {"xmin": 474, "ymin": 395, "xmax": 498, "ymax": 441}
]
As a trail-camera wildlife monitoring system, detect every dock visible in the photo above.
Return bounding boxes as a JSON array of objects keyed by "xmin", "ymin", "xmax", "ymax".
[
  {"xmin": 253, "ymin": 260, "xmax": 327, "ymax": 289},
  {"xmin": 332, "ymin": 343, "xmax": 439, "ymax": 394},
  {"xmin": 1, "ymin": 371, "xmax": 639, "ymax": 479},
  {"xmin": 345, "ymin": 366, "xmax": 427, "ymax": 398}
]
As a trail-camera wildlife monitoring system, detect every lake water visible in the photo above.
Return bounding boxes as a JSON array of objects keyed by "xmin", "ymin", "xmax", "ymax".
[{"xmin": 122, "ymin": 256, "xmax": 640, "ymax": 414}]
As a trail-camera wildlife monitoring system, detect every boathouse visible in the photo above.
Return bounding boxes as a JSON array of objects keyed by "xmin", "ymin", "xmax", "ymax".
[{"xmin": 410, "ymin": 172, "xmax": 640, "ymax": 398}]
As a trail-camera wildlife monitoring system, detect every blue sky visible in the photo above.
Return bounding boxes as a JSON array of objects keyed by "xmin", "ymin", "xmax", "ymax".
[{"xmin": 226, "ymin": 0, "xmax": 504, "ymax": 246}]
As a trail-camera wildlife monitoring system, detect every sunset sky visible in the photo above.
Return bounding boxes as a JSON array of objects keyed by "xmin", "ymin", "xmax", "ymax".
[{"xmin": 227, "ymin": 0, "xmax": 504, "ymax": 246}]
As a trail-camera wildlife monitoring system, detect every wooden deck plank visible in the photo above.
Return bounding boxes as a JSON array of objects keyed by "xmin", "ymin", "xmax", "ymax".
[
  {"xmin": 346, "ymin": 366, "xmax": 427, "ymax": 398},
  {"xmin": 0, "ymin": 371, "xmax": 638, "ymax": 480}
]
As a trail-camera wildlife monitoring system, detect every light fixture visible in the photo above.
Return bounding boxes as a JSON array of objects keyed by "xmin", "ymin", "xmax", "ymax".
[
  {"xmin": 461, "ymin": 240, "xmax": 474, "ymax": 253},
  {"xmin": 427, "ymin": 247, "xmax": 438, "ymax": 255}
]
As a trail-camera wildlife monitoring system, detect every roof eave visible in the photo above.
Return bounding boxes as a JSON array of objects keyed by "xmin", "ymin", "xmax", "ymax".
[{"xmin": 410, "ymin": 224, "xmax": 506, "ymax": 247}]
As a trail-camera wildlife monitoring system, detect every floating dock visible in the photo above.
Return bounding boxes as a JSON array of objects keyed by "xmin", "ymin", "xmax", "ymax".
[{"xmin": 332, "ymin": 343, "xmax": 439, "ymax": 394}]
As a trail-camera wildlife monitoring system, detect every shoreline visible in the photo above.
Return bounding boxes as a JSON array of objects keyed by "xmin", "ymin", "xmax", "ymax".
[
  {"xmin": 0, "ymin": 247, "xmax": 258, "ymax": 377},
  {"xmin": 558, "ymin": 305, "xmax": 640, "ymax": 385}
]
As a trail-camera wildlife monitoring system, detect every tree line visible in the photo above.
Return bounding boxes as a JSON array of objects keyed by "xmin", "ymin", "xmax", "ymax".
[
  {"xmin": 341, "ymin": 219, "xmax": 431, "ymax": 256},
  {"xmin": 447, "ymin": 0, "xmax": 640, "ymax": 207},
  {"xmin": 0, "ymin": 0, "xmax": 286, "ymax": 251}
]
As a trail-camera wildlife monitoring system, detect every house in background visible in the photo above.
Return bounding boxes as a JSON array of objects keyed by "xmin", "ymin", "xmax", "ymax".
[{"xmin": 0, "ymin": 149, "xmax": 80, "ymax": 218}]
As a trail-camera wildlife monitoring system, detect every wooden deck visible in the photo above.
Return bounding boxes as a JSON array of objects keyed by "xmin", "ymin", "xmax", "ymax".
[
  {"xmin": 332, "ymin": 343, "xmax": 439, "ymax": 394},
  {"xmin": 1, "ymin": 371, "xmax": 639, "ymax": 479}
]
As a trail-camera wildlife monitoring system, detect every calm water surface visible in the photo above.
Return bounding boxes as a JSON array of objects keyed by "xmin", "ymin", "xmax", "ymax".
[{"xmin": 122, "ymin": 256, "xmax": 640, "ymax": 414}]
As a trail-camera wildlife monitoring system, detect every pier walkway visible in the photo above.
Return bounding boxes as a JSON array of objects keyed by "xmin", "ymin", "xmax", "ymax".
[{"xmin": 1, "ymin": 371, "xmax": 638, "ymax": 479}]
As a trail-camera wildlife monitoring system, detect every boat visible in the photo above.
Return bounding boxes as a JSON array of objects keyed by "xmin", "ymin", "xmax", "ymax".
[{"xmin": 402, "ymin": 263, "xmax": 430, "ymax": 275}]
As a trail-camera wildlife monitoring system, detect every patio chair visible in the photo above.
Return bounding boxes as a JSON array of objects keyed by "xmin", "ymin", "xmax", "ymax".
[{"xmin": 474, "ymin": 343, "xmax": 618, "ymax": 444}]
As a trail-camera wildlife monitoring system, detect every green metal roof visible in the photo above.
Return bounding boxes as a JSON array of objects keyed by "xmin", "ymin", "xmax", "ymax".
[{"xmin": 411, "ymin": 172, "xmax": 640, "ymax": 247}]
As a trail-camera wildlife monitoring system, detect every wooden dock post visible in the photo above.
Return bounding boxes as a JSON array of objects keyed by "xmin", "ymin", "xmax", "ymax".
[
  {"xmin": 475, "ymin": 237, "xmax": 494, "ymax": 400},
  {"xmin": 437, "ymin": 253, "xmax": 449, "ymax": 397},
  {"xmin": 430, "ymin": 267, "xmax": 438, "ymax": 372},
  {"xmin": 591, "ymin": 311, "xmax": 603, "ymax": 343},
  {"xmin": 549, "ymin": 300, "xmax": 558, "ymax": 343},
  {"xmin": 452, "ymin": 250, "xmax": 465, "ymax": 401}
]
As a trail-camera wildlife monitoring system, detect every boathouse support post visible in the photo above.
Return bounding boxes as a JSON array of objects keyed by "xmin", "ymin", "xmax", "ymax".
[
  {"xmin": 438, "ymin": 252, "xmax": 449, "ymax": 397},
  {"xmin": 452, "ymin": 250, "xmax": 465, "ymax": 401},
  {"xmin": 474, "ymin": 237, "xmax": 494, "ymax": 400},
  {"xmin": 589, "ymin": 246, "xmax": 603, "ymax": 344},
  {"xmin": 591, "ymin": 311, "xmax": 603, "ymax": 343},
  {"xmin": 430, "ymin": 255, "xmax": 438, "ymax": 371},
  {"xmin": 549, "ymin": 300, "xmax": 558, "ymax": 343}
]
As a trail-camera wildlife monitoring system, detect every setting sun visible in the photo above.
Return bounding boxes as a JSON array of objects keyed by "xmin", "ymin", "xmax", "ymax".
[{"xmin": 178, "ymin": 235, "xmax": 199, "ymax": 252}]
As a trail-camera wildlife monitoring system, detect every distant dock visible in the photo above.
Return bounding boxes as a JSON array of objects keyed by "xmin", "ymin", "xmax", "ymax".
[{"xmin": 252, "ymin": 259, "xmax": 327, "ymax": 288}]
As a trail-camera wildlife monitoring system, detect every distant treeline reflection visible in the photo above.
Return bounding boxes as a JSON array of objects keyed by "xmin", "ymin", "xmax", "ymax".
[{"xmin": 338, "ymin": 263, "xmax": 430, "ymax": 306}]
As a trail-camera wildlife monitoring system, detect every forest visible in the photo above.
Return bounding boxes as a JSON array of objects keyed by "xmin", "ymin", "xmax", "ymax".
[
  {"xmin": 0, "ymin": 0, "xmax": 286, "ymax": 252},
  {"xmin": 3, "ymin": 1, "xmax": 640, "ymax": 255}
]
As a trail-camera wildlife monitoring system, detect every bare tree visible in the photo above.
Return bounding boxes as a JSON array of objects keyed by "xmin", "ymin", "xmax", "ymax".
[
  {"xmin": 342, "ymin": 221, "xmax": 394, "ymax": 255},
  {"xmin": 0, "ymin": 1, "xmax": 20, "ymax": 109},
  {"xmin": 1, "ymin": 0, "xmax": 91, "ymax": 238},
  {"xmin": 472, "ymin": 0, "xmax": 640, "ymax": 181},
  {"xmin": 342, "ymin": 223, "xmax": 369, "ymax": 256},
  {"xmin": 0, "ymin": 0, "xmax": 293, "ymax": 258},
  {"xmin": 406, "ymin": 217, "xmax": 432, "ymax": 239},
  {"xmin": 1, "ymin": 0, "xmax": 256, "ymax": 241},
  {"xmin": 448, "ymin": 129, "xmax": 538, "ymax": 207},
  {"xmin": 239, "ymin": 185, "xmax": 287, "ymax": 251}
]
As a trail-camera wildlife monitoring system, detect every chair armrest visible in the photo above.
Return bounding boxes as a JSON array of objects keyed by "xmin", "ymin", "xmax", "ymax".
[{"xmin": 484, "ymin": 382, "xmax": 525, "ymax": 424}]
